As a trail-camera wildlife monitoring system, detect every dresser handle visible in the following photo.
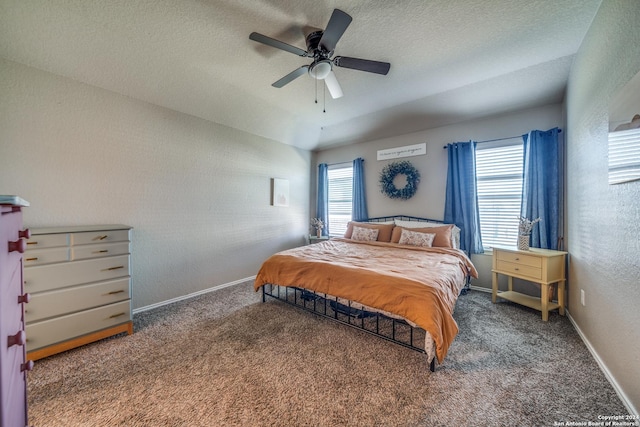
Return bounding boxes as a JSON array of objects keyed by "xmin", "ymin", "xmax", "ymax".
[
  {"xmin": 95, "ymin": 250, "xmax": 109, "ymax": 253},
  {"xmin": 515, "ymin": 268, "xmax": 519, "ymax": 271},
  {"xmin": 107, "ymin": 290, "xmax": 125, "ymax": 295},
  {"xmin": 25, "ymin": 257, "xmax": 38, "ymax": 261},
  {"xmin": 8, "ymin": 331, "xmax": 26, "ymax": 347},
  {"xmin": 97, "ymin": 235, "xmax": 109, "ymax": 241},
  {"xmin": 26, "ymin": 241, "xmax": 38, "ymax": 245},
  {"xmin": 104, "ymin": 266, "xmax": 125, "ymax": 271},
  {"xmin": 21, "ymin": 360, "xmax": 34, "ymax": 372},
  {"xmin": 109, "ymin": 312, "xmax": 126, "ymax": 319},
  {"xmin": 515, "ymin": 257, "xmax": 520, "ymax": 260},
  {"xmin": 8, "ymin": 238, "xmax": 26, "ymax": 253}
]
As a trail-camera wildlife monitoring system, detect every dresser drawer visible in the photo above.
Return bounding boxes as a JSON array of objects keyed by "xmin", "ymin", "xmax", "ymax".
[
  {"xmin": 71, "ymin": 229, "xmax": 129, "ymax": 246},
  {"xmin": 496, "ymin": 250, "xmax": 542, "ymax": 268},
  {"xmin": 26, "ymin": 300, "xmax": 131, "ymax": 352},
  {"xmin": 496, "ymin": 260, "xmax": 542, "ymax": 281},
  {"xmin": 24, "ymin": 255, "xmax": 130, "ymax": 293},
  {"xmin": 72, "ymin": 242, "xmax": 130, "ymax": 260},
  {"xmin": 25, "ymin": 233, "xmax": 69, "ymax": 250},
  {"xmin": 23, "ymin": 247, "xmax": 70, "ymax": 266},
  {"xmin": 25, "ymin": 277, "xmax": 131, "ymax": 323}
]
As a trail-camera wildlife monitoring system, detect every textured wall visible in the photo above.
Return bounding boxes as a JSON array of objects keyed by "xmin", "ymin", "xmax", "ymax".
[
  {"xmin": 565, "ymin": 0, "xmax": 640, "ymax": 413},
  {"xmin": 0, "ymin": 58, "xmax": 311, "ymax": 309}
]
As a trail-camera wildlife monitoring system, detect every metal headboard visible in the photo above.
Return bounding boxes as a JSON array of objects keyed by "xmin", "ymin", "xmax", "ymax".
[{"xmin": 366, "ymin": 215, "xmax": 446, "ymax": 224}]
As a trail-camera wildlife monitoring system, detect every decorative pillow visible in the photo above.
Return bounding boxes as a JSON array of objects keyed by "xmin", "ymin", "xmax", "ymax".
[
  {"xmin": 394, "ymin": 220, "xmax": 460, "ymax": 249},
  {"xmin": 351, "ymin": 226, "xmax": 379, "ymax": 242},
  {"xmin": 391, "ymin": 224, "xmax": 454, "ymax": 248},
  {"xmin": 398, "ymin": 229, "xmax": 435, "ymax": 247},
  {"xmin": 343, "ymin": 221, "xmax": 394, "ymax": 242}
]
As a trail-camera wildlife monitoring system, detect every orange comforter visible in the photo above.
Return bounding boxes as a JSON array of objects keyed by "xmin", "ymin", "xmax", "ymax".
[{"xmin": 254, "ymin": 238, "xmax": 478, "ymax": 363}]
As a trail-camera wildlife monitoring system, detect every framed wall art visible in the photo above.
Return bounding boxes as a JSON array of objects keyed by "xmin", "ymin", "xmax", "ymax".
[{"xmin": 271, "ymin": 178, "xmax": 289, "ymax": 207}]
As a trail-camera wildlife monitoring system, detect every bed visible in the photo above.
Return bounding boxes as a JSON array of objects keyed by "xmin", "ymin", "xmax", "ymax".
[{"xmin": 254, "ymin": 216, "xmax": 478, "ymax": 371}]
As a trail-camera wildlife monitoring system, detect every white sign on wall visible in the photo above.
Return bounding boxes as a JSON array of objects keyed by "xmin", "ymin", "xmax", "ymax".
[{"xmin": 377, "ymin": 142, "xmax": 426, "ymax": 161}]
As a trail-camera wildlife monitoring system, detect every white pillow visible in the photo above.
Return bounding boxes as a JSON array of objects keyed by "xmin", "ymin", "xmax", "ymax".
[
  {"xmin": 394, "ymin": 219, "xmax": 460, "ymax": 249},
  {"xmin": 398, "ymin": 229, "xmax": 436, "ymax": 247},
  {"xmin": 351, "ymin": 226, "xmax": 379, "ymax": 242}
]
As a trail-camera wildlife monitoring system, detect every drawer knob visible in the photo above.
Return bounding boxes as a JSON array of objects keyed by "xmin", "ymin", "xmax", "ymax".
[
  {"xmin": 21, "ymin": 360, "xmax": 34, "ymax": 372},
  {"xmin": 8, "ymin": 238, "xmax": 26, "ymax": 253},
  {"xmin": 18, "ymin": 293, "xmax": 31, "ymax": 304},
  {"xmin": 19, "ymin": 229, "xmax": 31, "ymax": 239},
  {"xmin": 8, "ymin": 330, "xmax": 26, "ymax": 347}
]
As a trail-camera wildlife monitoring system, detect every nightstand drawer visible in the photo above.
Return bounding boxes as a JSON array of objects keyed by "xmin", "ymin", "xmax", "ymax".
[
  {"xmin": 496, "ymin": 260, "xmax": 542, "ymax": 281},
  {"xmin": 496, "ymin": 250, "xmax": 542, "ymax": 268}
]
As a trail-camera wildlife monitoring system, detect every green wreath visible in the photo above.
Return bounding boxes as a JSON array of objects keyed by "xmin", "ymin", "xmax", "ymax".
[{"xmin": 379, "ymin": 160, "xmax": 421, "ymax": 200}]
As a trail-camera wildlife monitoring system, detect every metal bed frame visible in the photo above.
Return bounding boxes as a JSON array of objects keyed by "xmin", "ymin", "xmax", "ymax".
[
  {"xmin": 261, "ymin": 284, "xmax": 436, "ymax": 372},
  {"xmin": 260, "ymin": 215, "xmax": 472, "ymax": 372}
]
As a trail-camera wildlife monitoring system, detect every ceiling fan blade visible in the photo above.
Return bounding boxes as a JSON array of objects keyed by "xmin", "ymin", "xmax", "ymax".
[
  {"xmin": 333, "ymin": 56, "xmax": 390, "ymax": 75},
  {"xmin": 249, "ymin": 32, "xmax": 308, "ymax": 57},
  {"xmin": 319, "ymin": 9, "xmax": 352, "ymax": 53},
  {"xmin": 324, "ymin": 71, "xmax": 343, "ymax": 99},
  {"xmin": 272, "ymin": 66, "xmax": 309, "ymax": 88}
]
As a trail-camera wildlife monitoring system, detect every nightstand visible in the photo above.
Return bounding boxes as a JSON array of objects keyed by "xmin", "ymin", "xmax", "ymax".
[
  {"xmin": 308, "ymin": 235, "xmax": 329, "ymax": 245},
  {"xmin": 491, "ymin": 246, "xmax": 567, "ymax": 321}
]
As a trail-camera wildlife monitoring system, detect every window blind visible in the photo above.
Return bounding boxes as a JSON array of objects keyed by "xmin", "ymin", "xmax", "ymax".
[
  {"xmin": 327, "ymin": 165, "xmax": 353, "ymax": 236},
  {"xmin": 608, "ymin": 128, "xmax": 640, "ymax": 185},
  {"xmin": 476, "ymin": 142, "xmax": 524, "ymax": 249}
]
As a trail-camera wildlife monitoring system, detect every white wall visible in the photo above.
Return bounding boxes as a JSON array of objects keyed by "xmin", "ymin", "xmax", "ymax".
[
  {"xmin": 565, "ymin": 0, "xmax": 640, "ymax": 414},
  {"xmin": 315, "ymin": 103, "xmax": 563, "ymax": 289},
  {"xmin": 0, "ymin": 58, "xmax": 311, "ymax": 309}
]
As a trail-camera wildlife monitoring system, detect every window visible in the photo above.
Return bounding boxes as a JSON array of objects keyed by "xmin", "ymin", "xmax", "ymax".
[
  {"xmin": 608, "ymin": 127, "xmax": 640, "ymax": 185},
  {"xmin": 327, "ymin": 163, "xmax": 353, "ymax": 237},
  {"xmin": 475, "ymin": 139, "xmax": 524, "ymax": 250}
]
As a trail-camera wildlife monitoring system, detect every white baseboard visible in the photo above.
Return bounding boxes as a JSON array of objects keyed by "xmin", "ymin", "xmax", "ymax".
[
  {"xmin": 566, "ymin": 312, "xmax": 638, "ymax": 416},
  {"xmin": 132, "ymin": 276, "xmax": 256, "ymax": 315},
  {"xmin": 469, "ymin": 285, "xmax": 637, "ymax": 415},
  {"xmin": 469, "ymin": 285, "xmax": 492, "ymax": 293}
]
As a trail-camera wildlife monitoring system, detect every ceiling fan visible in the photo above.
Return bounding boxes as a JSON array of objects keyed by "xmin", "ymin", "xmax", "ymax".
[{"xmin": 249, "ymin": 8, "xmax": 390, "ymax": 99}]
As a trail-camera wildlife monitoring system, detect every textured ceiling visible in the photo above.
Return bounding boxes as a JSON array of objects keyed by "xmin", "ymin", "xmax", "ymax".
[{"xmin": 0, "ymin": 0, "xmax": 602, "ymax": 150}]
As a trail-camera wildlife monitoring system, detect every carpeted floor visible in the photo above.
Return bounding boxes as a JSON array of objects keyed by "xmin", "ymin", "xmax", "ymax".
[{"xmin": 27, "ymin": 281, "xmax": 631, "ymax": 426}]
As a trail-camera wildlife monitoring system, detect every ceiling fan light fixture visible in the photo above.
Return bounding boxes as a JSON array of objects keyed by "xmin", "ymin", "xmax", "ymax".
[{"xmin": 308, "ymin": 60, "xmax": 332, "ymax": 80}]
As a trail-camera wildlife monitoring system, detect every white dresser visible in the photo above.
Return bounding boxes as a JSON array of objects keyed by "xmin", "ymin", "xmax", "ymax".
[{"xmin": 24, "ymin": 225, "xmax": 133, "ymax": 360}]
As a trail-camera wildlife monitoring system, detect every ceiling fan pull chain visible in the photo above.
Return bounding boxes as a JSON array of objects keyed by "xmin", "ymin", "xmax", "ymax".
[{"xmin": 323, "ymin": 81, "xmax": 326, "ymax": 113}]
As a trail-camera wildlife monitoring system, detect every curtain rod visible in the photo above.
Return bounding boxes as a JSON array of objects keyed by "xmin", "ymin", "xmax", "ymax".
[{"xmin": 442, "ymin": 129, "xmax": 562, "ymax": 149}]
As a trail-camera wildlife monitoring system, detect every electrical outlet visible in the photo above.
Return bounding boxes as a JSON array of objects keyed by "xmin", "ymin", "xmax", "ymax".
[{"xmin": 581, "ymin": 289, "xmax": 586, "ymax": 306}]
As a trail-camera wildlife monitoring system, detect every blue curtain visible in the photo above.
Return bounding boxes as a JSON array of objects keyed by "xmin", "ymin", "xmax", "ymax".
[
  {"xmin": 352, "ymin": 158, "xmax": 369, "ymax": 221},
  {"xmin": 521, "ymin": 127, "xmax": 563, "ymax": 250},
  {"xmin": 444, "ymin": 142, "xmax": 483, "ymax": 254},
  {"xmin": 316, "ymin": 163, "xmax": 329, "ymax": 236}
]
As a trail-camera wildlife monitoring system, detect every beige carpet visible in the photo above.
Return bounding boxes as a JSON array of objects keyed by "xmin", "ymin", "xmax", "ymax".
[{"xmin": 27, "ymin": 282, "xmax": 630, "ymax": 426}]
